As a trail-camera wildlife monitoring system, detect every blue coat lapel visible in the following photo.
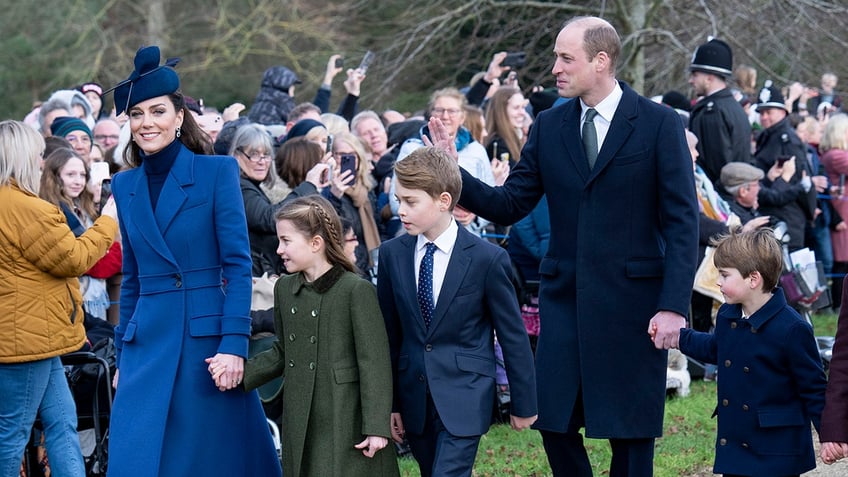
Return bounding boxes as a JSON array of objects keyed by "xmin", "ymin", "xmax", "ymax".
[
  {"xmin": 122, "ymin": 169, "xmax": 177, "ymax": 267},
  {"xmin": 428, "ymin": 227, "xmax": 472, "ymax": 333},
  {"xmin": 154, "ymin": 147, "xmax": 194, "ymax": 235}
]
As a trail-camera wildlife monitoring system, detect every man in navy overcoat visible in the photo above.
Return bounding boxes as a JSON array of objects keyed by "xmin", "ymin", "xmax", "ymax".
[{"xmin": 451, "ymin": 17, "xmax": 699, "ymax": 477}]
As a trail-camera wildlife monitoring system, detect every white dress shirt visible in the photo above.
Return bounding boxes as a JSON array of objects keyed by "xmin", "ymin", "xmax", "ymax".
[
  {"xmin": 580, "ymin": 81, "xmax": 624, "ymax": 153},
  {"xmin": 414, "ymin": 219, "xmax": 458, "ymax": 307}
]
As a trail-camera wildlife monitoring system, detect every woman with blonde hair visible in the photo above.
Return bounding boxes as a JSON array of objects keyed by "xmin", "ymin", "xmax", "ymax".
[
  {"xmin": 0, "ymin": 120, "xmax": 117, "ymax": 476},
  {"xmin": 820, "ymin": 113, "xmax": 848, "ymax": 306},
  {"xmin": 330, "ymin": 132, "xmax": 380, "ymax": 276}
]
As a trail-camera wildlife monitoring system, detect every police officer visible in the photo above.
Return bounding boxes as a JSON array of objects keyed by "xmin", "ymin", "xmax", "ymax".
[
  {"xmin": 688, "ymin": 38, "xmax": 752, "ymax": 183},
  {"xmin": 754, "ymin": 81, "xmax": 817, "ymax": 252}
]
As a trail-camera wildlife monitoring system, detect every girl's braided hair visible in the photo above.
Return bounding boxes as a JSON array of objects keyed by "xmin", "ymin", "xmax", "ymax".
[{"xmin": 275, "ymin": 195, "xmax": 356, "ymax": 273}]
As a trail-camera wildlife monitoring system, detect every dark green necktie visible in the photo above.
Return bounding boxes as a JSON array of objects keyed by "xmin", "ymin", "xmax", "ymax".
[{"xmin": 583, "ymin": 108, "xmax": 599, "ymax": 169}]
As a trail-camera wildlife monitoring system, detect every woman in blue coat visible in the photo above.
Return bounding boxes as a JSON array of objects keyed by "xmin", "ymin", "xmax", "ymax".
[{"xmin": 106, "ymin": 46, "xmax": 280, "ymax": 477}]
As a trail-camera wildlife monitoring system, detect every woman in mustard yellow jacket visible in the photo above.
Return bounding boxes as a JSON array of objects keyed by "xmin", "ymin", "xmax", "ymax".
[{"xmin": 0, "ymin": 120, "xmax": 118, "ymax": 477}]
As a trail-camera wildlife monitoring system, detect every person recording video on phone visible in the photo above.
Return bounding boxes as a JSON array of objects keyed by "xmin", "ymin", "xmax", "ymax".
[
  {"xmin": 327, "ymin": 132, "xmax": 381, "ymax": 277},
  {"xmin": 753, "ymin": 81, "xmax": 817, "ymax": 252},
  {"xmin": 38, "ymin": 148, "xmax": 122, "ymax": 323}
]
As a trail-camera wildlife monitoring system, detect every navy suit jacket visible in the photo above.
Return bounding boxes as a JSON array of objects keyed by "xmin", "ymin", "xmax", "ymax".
[
  {"xmin": 377, "ymin": 225, "xmax": 537, "ymax": 437},
  {"xmin": 459, "ymin": 82, "xmax": 699, "ymax": 438}
]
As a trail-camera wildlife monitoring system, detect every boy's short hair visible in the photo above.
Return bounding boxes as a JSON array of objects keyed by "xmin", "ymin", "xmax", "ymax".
[
  {"xmin": 712, "ymin": 228, "xmax": 783, "ymax": 291},
  {"xmin": 394, "ymin": 146, "xmax": 462, "ymax": 210}
]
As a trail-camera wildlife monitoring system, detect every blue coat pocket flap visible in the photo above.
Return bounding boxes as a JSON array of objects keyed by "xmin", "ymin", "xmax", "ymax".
[
  {"xmin": 122, "ymin": 322, "xmax": 137, "ymax": 343},
  {"xmin": 456, "ymin": 353, "xmax": 496, "ymax": 378},
  {"xmin": 757, "ymin": 408, "xmax": 806, "ymax": 428},
  {"xmin": 333, "ymin": 366, "xmax": 360, "ymax": 384},
  {"xmin": 189, "ymin": 314, "xmax": 222, "ymax": 337}
]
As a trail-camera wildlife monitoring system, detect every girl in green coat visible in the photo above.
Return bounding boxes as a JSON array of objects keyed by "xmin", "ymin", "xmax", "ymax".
[{"xmin": 231, "ymin": 195, "xmax": 398, "ymax": 477}]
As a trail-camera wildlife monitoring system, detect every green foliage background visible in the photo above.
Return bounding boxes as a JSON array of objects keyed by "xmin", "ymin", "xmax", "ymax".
[{"xmin": 2, "ymin": 1, "xmax": 848, "ymax": 120}]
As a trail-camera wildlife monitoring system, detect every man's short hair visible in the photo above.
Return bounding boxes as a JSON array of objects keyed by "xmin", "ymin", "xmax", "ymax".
[
  {"xmin": 712, "ymin": 228, "xmax": 783, "ymax": 292},
  {"xmin": 565, "ymin": 17, "xmax": 621, "ymax": 73},
  {"xmin": 351, "ymin": 110, "xmax": 384, "ymax": 135},
  {"xmin": 394, "ymin": 147, "xmax": 462, "ymax": 210},
  {"xmin": 288, "ymin": 102, "xmax": 321, "ymax": 124}
]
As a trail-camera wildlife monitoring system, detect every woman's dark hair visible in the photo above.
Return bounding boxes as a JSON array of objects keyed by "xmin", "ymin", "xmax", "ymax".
[
  {"xmin": 275, "ymin": 137, "xmax": 323, "ymax": 188},
  {"xmin": 124, "ymin": 91, "xmax": 213, "ymax": 168}
]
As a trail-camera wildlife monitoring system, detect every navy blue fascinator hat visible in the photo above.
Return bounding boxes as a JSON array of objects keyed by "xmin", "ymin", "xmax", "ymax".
[{"xmin": 108, "ymin": 46, "xmax": 181, "ymax": 115}]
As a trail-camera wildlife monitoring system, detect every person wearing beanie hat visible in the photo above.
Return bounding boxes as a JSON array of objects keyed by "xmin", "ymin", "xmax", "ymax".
[
  {"xmin": 105, "ymin": 45, "xmax": 281, "ymax": 477},
  {"xmin": 78, "ymin": 82, "xmax": 105, "ymax": 120},
  {"xmin": 688, "ymin": 38, "xmax": 752, "ymax": 183},
  {"xmin": 752, "ymin": 79, "xmax": 817, "ymax": 252},
  {"xmin": 281, "ymin": 117, "xmax": 327, "ymax": 145},
  {"xmin": 50, "ymin": 116, "xmax": 93, "ymax": 163}
]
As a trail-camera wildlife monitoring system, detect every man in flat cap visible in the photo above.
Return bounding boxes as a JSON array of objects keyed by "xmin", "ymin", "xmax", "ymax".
[
  {"xmin": 688, "ymin": 38, "xmax": 752, "ymax": 183},
  {"xmin": 720, "ymin": 162, "xmax": 768, "ymax": 225}
]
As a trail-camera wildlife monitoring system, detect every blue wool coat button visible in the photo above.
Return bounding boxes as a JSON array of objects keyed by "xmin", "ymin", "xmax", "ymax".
[
  {"xmin": 424, "ymin": 344, "xmax": 433, "ymax": 352},
  {"xmin": 742, "ymin": 442, "xmax": 749, "ymax": 449},
  {"xmin": 724, "ymin": 360, "xmax": 732, "ymax": 367},
  {"xmin": 751, "ymin": 328, "xmax": 758, "ymax": 334},
  {"xmin": 722, "ymin": 399, "xmax": 729, "ymax": 406},
  {"xmin": 730, "ymin": 322, "xmax": 737, "ymax": 329},
  {"xmin": 174, "ymin": 274, "xmax": 182, "ymax": 288},
  {"xmin": 742, "ymin": 404, "xmax": 749, "ymax": 411},
  {"xmin": 719, "ymin": 438, "xmax": 727, "ymax": 446},
  {"xmin": 743, "ymin": 366, "xmax": 750, "ymax": 373},
  {"xmin": 418, "ymin": 374, "xmax": 425, "ymax": 382}
]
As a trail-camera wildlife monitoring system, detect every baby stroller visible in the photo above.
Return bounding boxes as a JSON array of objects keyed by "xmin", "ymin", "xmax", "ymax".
[
  {"xmin": 773, "ymin": 221, "xmax": 830, "ymax": 314},
  {"xmin": 23, "ymin": 338, "xmax": 115, "ymax": 477}
]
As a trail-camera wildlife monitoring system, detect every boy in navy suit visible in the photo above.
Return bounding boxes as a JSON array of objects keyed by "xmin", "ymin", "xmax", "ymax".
[
  {"xmin": 661, "ymin": 229, "xmax": 826, "ymax": 477},
  {"xmin": 377, "ymin": 147, "xmax": 537, "ymax": 477}
]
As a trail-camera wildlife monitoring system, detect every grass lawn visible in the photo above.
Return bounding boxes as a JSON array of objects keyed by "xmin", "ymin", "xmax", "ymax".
[
  {"xmin": 396, "ymin": 311, "xmax": 839, "ymax": 476},
  {"xmin": 397, "ymin": 381, "xmax": 718, "ymax": 477}
]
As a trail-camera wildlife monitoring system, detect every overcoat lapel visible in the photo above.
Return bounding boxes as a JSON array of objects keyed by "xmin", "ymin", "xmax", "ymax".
[
  {"xmin": 154, "ymin": 147, "xmax": 194, "ymax": 235},
  {"xmin": 122, "ymin": 147, "xmax": 196, "ymax": 267},
  {"xmin": 560, "ymin": 102, "xmax": 591, "ymax": 182},
  {"xmin": 589, "ymin": 84, "xmax": 637, "ymax": 182}
]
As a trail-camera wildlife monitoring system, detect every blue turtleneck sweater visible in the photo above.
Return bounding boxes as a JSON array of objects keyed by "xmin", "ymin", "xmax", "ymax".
[{"xmin": 142, "ymin": 139, "xmax": 182, "ymax": 210}]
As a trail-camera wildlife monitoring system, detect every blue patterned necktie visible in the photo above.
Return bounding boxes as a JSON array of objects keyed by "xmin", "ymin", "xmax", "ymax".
[
  {"xmin": 583, "ymin": 108, "xmax": 599, "ymax": 169},
  {"xmin": 417, "ymin": 242, "xmax": 437, "ymax": 328}
]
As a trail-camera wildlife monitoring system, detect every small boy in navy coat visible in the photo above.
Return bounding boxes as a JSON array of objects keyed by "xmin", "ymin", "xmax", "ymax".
[
  {"xmin": 377, "ymin": 147, "xmax": 537, "ymax": 477},
  {"xmin": 661, "ymin": 229, "xmax": 826, "ymax": 477}
]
